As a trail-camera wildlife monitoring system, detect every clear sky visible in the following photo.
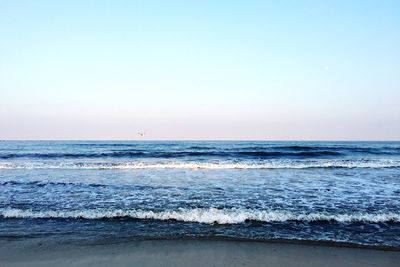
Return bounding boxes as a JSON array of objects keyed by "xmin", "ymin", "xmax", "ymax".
[{"xmin": 0, "ymin": 0, "xmax": 399, "ymax": 140}]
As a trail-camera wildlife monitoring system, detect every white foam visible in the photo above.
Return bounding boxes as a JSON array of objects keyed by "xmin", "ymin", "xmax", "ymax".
[
  {"xmin": 1, "ymin": 208, "xmax": 399, "ymax": 224},
  {"xmin": 1, "ymin": 160, "xmax": 399, "ymax": 170}
]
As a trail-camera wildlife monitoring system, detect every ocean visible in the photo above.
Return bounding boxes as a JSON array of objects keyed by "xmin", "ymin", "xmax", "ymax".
[{"xmin": 1, "ymin": 141, "xmax": 399, "ymax": 248}]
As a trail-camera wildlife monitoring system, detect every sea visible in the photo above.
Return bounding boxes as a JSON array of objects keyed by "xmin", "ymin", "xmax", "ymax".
[{"xmin": 1, "ymin": 141, "xmax": 399, "ymax": 248}]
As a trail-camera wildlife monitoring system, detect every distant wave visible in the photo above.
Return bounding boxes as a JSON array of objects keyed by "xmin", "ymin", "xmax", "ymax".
[
  {"xmin": 0, "ymin": 150, "xmax": 345, "ymax": 159},
  {"xmin": 1, "ymin": 160, "xmax": 399, "ymax": 170},
  {"xmin": 2, "ymin": 143, "xmax": 400, "ymax": 160},
  {"xmin": 272, "ymin": 145, "xmax": 400, "ymax": 153},
  {"xmin": 1, "ymin": 208, "xmax": 399, "ymax": 224}
]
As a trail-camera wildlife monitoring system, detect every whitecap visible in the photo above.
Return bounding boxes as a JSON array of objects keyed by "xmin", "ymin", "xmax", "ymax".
[{"xmin": 1, "ymin": 208, "xmax": 399, "ymax": 224}]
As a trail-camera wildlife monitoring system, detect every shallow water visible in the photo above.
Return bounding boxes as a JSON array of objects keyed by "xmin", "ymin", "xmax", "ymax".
[{"xmin": 1, "ymin": 141, "xmax": 399, "ymax": 247}]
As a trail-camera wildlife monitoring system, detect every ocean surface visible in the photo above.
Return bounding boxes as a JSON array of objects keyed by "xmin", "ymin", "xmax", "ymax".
[{"xmin": 1, "ymin": 141, "xmax": 400, "ymax": 247}]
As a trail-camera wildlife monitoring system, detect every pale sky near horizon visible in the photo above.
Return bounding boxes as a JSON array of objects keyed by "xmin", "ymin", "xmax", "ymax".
[{"xmin": 0, "ymin": 0, "xmax": 399, "ymax": 140}]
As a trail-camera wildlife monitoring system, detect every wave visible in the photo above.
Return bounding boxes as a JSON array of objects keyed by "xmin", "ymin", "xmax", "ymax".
[
  {"xmin": 1, "ymin": 208, "xmax": 399, "ymax": 224},
  {"xmin": 3, "ymin": 146, "xmax": 400, "ymax": 159},
  {"xmin": 0, "ymin": 180, "xmax": 107, "ymax": 188},
  {"xmin": 0, "ymin": 160, "xmax": 399, "ymax": 170},
  {"xmin": 273, "ymin": 145, "xmax": 399, "ymax": 153},
  {"xmin": 0, "ymin": 150, "xmax": 347, "ymax": 159}
]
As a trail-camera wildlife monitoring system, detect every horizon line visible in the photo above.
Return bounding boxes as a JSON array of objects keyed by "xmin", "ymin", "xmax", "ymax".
[{"xmin": 1, "ymin": 139, "xmax": 399, "ymax": 142}]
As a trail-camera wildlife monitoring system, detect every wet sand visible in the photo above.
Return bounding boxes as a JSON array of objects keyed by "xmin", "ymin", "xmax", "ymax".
[{"xmin": 1, "ymin": 238, "xmax": 399, "ymax": 267}]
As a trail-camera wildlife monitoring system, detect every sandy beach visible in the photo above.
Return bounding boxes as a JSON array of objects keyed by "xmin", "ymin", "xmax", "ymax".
[
  {"xmin": 1, "ymin": 238, "xmax": 399, "ymax": 267},
  {"xmin": 2, "ymin": 0, "xmax": 400, "ymax": 265}
]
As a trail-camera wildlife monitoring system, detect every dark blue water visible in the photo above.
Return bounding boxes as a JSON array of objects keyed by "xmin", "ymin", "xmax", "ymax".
[{"xmin": 1, "ymin": 141, "xmax": 400, "ymax": 247}]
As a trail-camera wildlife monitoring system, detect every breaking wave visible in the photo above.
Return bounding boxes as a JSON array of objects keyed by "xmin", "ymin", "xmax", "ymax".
[
  {"xmin": 0, "ymin": 160, "xmax": 399, "ymax": 170},
  {"xmin": 1, "ymin": 208, "xmax": 399, "ymax": 224}
]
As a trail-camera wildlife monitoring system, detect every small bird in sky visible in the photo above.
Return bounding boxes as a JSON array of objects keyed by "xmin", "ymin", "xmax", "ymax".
[{"xmin": 137, "ymin": 132, "xmax": 146, "ymax": 137}]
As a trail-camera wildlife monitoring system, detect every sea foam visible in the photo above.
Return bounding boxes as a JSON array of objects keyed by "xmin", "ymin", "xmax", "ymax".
[
  {"xmin": 1, "ymin": 208, "xmax": 399, "ymax": 224},
  {"xmin": 0, "ymin": 159, "xmax": 399, "ymax": 170}
]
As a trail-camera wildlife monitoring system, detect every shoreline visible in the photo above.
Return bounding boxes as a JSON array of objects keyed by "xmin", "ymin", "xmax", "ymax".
[
  {"xmin": 1, "ymin": 238, "xmax": 400, "ymax": 267},
  {"xmin": 2, "ymin": 235, "xmax": 400, "ymax": 251}
]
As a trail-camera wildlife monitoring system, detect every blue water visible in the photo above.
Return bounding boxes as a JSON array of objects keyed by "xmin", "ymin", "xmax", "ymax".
[{"xmin": 1, "ymin": 141, "xmax": 400, "ymax": 247}]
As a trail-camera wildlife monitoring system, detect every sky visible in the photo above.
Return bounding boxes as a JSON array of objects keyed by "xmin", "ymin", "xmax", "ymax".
[{"xmin": 0, "ymin": 0, "xmax": 399, "ymax": 140}]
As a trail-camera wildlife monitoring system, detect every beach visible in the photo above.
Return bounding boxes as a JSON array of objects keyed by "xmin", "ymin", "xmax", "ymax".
[
  {"xmin": 1, "ymin": 238, "xmax": 400, "ymax": 267},
  {"xmin": 2, "ymin": 0, "xmax": 399, "ymax": 265},
  {"xmin": 1, "ymin": 141, "xmax": 400, "ymax": 266}
]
